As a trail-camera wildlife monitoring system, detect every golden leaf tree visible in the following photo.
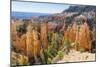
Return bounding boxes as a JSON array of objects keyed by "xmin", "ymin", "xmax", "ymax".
[
  {"xmin": 78, "ymin": 22, "xmax": 92, "ymax": 52},
  {"xmin": 32, "ymin": 29, "xmax": 41, "ymax": 59},
  {"xmin": 26, "ymin": 24, "xmax": 34, "ymax": 58},
  {"xmin": 40, "ymin": 22, "xmax": 48, "ymax": 49},
  {"xmin": 64, "ymin": 23, "xmax": 77, "ymax": 44},
  {"xmin": 11, "ymin": 21, "xmax": 27, "ymax": 54}
]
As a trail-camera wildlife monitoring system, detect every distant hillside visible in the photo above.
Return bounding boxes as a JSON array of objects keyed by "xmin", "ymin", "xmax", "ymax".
[
  {"xmin": 11, "ymin": 5, "xmax": 96, "ymax": 31},
  {"xmin": 63, "ymin": 5, "xmax": 96, "ymax": 13},
  {"xmin": 62, "ymin": 5, "xmax": 96, "ymax": 30}
]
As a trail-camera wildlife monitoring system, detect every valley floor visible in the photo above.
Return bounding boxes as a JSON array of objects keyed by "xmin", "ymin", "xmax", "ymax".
[{"xmin": 57, "ymin": 50, "xmax": 95, "ymax": 63}]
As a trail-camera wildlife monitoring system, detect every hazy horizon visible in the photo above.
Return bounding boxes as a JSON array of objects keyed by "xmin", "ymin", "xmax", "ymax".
[
  {"xmin": 12, "ymin": 1, "xmax": 70, "ymax": 14},
  {"xmin": 11, "ymin": 11, "xmax": 53, "ymax": 19}
]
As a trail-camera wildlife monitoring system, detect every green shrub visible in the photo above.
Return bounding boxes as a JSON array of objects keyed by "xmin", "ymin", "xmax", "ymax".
[
  {"xmin": 80, "ymin": 48, "xmax": 85, "ymax": 53},
  {"xmin": 47, "ymin": 58, "xmax": 52, "ymax": 64},
  {"xmin": 57, "ymin": 51, "xmax": 64, "ymax": 60},
  {"xmin": 47, "ymin": 46, "xmax": 57, "ymax": 58},
  {"xmin": 75, "ymin": 42, "xmax": 80, "ymax": 51},
  {"xmin": 64, "ymin": 39, "xmax": 71, "ymax": 46}
]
